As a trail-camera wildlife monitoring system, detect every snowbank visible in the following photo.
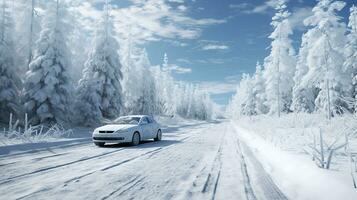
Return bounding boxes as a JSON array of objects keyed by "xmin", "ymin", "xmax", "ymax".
[{"xmin": 232, "ymin": 122, "xmax": 357, "ymax": 200}]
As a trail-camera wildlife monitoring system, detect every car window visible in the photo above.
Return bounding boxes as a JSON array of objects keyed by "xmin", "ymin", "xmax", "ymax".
[
  {"xmin": 147, "ymin": 117, "xmax": 153, "ymax": 123},
  {"xmin": 114, "ymin": 117, "xmax": 140, "ymax": 124},
  {"xmin": 150, "ymin": 117, "xmax": 157, "ymax": 124},
  {"xmin": 141, "ymin": 117, "xmax": 149, "ymax": 124}
]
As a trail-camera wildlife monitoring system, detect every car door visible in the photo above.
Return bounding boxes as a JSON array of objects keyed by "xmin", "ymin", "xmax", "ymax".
[
  {"xmin": 140, "ymin": 117, "xmax": 151, "ymax": 140},
  {"xmin": 147, "ymin": 116, "xmax": 157, "ymax": 138}
]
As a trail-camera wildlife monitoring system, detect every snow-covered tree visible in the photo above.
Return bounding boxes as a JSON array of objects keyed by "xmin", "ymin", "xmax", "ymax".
[
  {"xmin": 122, "ymin": 34, "xmax": 140, "ymax": 115},
  {"xmin": 13, "ymin": 0, "xmax": 42, "ymax": 74},
  {"xmin": 228, "ymin": 74, "xmax": 255, "ymax": 117},
  {"xmin": 301, "ymin": 0, "xmax": 350, "ymax": 118},
  {"xmin": 153, "ymin": 53, "xmax": 176, "ymax": 116},
  {"xmin": 23, "ymin": 0, "xmax": 73, "ymax": 125},
  {"xmin": 291, "ymin": 27, "xmax": 320, "ymax": 113},
  {"xmin": 252, "ymin": 62, "xmax": 268, "ymax": 114},
  {"xmin": 123, "ymin": 46, "xmax": 156, "ymax": 115},
  {"xmin": 263, "ymin": 0, "xmax": 296, "ymax": 116},
  {"xmin": 0, "ymin": 0, "xmax": 21, "ymax": 123},
  {"xmin": 137, "ymin": 49, "xmax": 156, "ymax": 115},
  {"xmin": 75, "ymin": 1, "xmax": 123, "ymax": 126},
  {"xmin": 344, "ymin": 5, "xmax": 357, "ymax": 112}
]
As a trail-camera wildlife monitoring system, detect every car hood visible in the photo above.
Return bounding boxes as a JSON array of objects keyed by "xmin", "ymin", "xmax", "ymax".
[{"xmin": 96, "ymin": 124, "xmax": 137, "ymax": 131}]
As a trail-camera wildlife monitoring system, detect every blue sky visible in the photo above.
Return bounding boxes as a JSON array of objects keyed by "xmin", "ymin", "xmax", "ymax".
[{"xmin": 83, "ymin": 0, "xmax": 355, "ymax": 105}]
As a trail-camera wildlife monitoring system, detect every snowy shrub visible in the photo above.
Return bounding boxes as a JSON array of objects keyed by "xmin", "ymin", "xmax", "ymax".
[
  {"xmin": 235, "ymin": 113, "xmax": 357, "ymax": 171},
  {"xmin": 0, "ymin": 113, "xmax": 73, "ymax": 146}
]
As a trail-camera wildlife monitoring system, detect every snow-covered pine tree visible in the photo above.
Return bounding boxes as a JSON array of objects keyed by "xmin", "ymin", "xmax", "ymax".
[
  {"xmin": 291, "ymin": 27, "xmax": 321, "ymax": 113},
  {"xmin": 23, "ymin": 0, "xmax": 73, "ymax": 125},
  {"xmin": 0, "ymin": 0, "xmax": 21, "ymax": 123},
  {"xmin": 122, "ymin": 41, "xmax": 144, "ymax": 115},
  {"xmin": 263, "ymin": 0, "xmax": 296, "ymax": 116},
  {"xmin": 175, "ymin": 82, "xmax": 188, "ymax": 117},
  {"xmin": 75, "ymin": 0, "xmax": 123, "ymax": 126},
  {"xmin": 302, "ymin": 0, "xmax": 350, "ymax": 118},
  {"xmin": 13, "ymin": 0, "xmax": 41, "ymax": 74},
  {"xmin": 154, "ymin": 53, "xmax": 175, "ymax": 116},
  {"xmin": 195, "ymin": 91, "xmax": 213, "ymax": 120},
  {"xmin": 344, "ymin": 5, "xmax": 357, "ymax": 112},
  {"xmin": 228, "ymin": 74, "xmax": 255, "ymax": 117},
  {"xmin": 136, "ymin": 48, "xmax": 156, "ymax": 115},
  {"xmin": 184, "ymin": 84, "xmax": 195, "ymax": 118},
  {"xmin": 252, "ymin": 62, "xmax": 268, "ymax": 114}
]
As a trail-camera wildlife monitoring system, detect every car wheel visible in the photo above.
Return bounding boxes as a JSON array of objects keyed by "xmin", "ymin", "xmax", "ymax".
[
  {"xmin": 131, "ymin": 132, "xmax": 140, "ymax": 146},
  {"xmin": 94, "ymin": 142, "xmax": 105, "ymax": 147},
  {"xmin": 154, "ymin": 129, "xmax": 162, "ymax": 141}
]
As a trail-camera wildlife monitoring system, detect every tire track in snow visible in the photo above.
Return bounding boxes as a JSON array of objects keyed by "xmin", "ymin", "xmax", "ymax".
[
  {"xmin": 1, "ymin": 134, "xmax": 193, "ymax": 186},
  {"xmin": 101, "ymin": 175, "xmax": 145, "ymax": 200},
  {"xmin": 236, "ymin": 140, "xmax": 258, "ymax": 200},
  {"xmin": 32, "ymin": 152, "xmax": 69, "ymax": 161},
  {"xmin": 33, "ymin": 135, "xmax": 194, "ymax": 190},
  {"xmin": 2, "ymin": 123, "xmax": 213, "ymax": 198},
  {"xmin": 240, "ymin": 141, "xmax": 288, "ymax": 200},
  {"xmin": 0, "ymin": 148, "xmax": 125, "ymax": 185},
  {"xmin": 0, "ymin": 139, "xmax": 91, "ymax": 159},
  {"xmin": 100, "ymin": 135, "xmax": 193, "ymax": 171},
  {"xmin": 190, "ymin": 125, "xmax": 226, "ymax": 200}
]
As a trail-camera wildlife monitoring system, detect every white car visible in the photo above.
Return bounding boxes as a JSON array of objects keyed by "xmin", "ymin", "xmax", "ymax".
[{"xmin": 92, "ymin": 115, "xmax": 162, "ymax": 147}]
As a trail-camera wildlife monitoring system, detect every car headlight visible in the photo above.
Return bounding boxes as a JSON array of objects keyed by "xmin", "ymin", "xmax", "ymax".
[{"xmin": 114, "ymin": 130, "xmax": 128, "ymax": 134}]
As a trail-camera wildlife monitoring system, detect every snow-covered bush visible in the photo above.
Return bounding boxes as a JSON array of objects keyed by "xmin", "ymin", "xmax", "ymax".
[
  {"xmin": 0, "ymin": 113, "xmax": 73, "ymax": 146},
  {"xmin": 234, "ymin": 113, "xmax": 357, "ymax": 171}
]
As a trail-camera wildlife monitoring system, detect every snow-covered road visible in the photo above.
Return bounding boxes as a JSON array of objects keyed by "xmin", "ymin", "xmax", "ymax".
[{"xmin": 0, "ymin": 121, "xmax": 288, "ymax": 200}]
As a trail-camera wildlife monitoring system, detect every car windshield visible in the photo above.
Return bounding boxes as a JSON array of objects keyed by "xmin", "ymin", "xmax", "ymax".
[{"xmin": 114, "ymin": 117, "xmax": 141, "ymax": 125}]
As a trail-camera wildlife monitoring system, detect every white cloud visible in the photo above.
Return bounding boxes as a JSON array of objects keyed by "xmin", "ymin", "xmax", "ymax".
[
  {"xmin": 197, "ymin": 81, "xmax": 237, "ymax": 95},
  {"xmin": 168, "ymin": 0, "xmax": 184, "ymax": 3},
  {"xmin": 177, "ymin": 5, "xmax": 187, "ymax": 11},
  {"xmin": 163, "ymin": 64, "xmax": 192, "ymax": 74},
  {"xmin": 195, "ymin": 74, "xmax": 242, "ymax": 95},
  {"xmin": 229, "ymin": 0, "xmax": 289, "ymax": 15},
  {"xmin": 229, "ymin": 3, "xmax": 250, "ymax": 9},
  {"xmin": 202, "ymin": 44, "xmax": 229, "ymax": 50},
  {"xmin": 176, "ymin": 58, "xmax": 192, "ymax": 64},
  {"xmin": 288, "ymin": 7, "xmax": 313, "ymax": 31},
  {"xmin": 198, "ymin": 40, "xmax": 230, "ymax": 51},
  {"xmin": 74, "ymin": 0, "xmax": 226, "ymax": 44}
]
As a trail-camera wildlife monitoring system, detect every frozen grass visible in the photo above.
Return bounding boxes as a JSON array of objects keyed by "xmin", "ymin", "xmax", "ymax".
[
  {"xmin": 234, "ymin": 113, "xmax": 357, "ymax": 189},
  {"xmin": 237, "ymin": 113, "xmax": 357, "ymax": 154},
  {"xmin": 0, "ymin": 114, "xmax": 73, "ymax": 146}
]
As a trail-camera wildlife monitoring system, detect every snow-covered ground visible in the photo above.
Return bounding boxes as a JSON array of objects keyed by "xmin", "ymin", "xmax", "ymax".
[
  {"xmin": 1, "ymin": 118, "xmax": 290, "ymax": 200},
  {"xmin": 232, "ymin": 114, "xmax": 357, "ymax": 200},
  {"xmin": 1, "ymin": 117, "xmax": 357, "ymax": 200}
]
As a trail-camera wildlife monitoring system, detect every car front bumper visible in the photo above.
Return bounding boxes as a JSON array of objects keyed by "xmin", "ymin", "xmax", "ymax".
[{"xmin": 92, "ymin": 132, "xmax": 132, "ymax": 143}]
